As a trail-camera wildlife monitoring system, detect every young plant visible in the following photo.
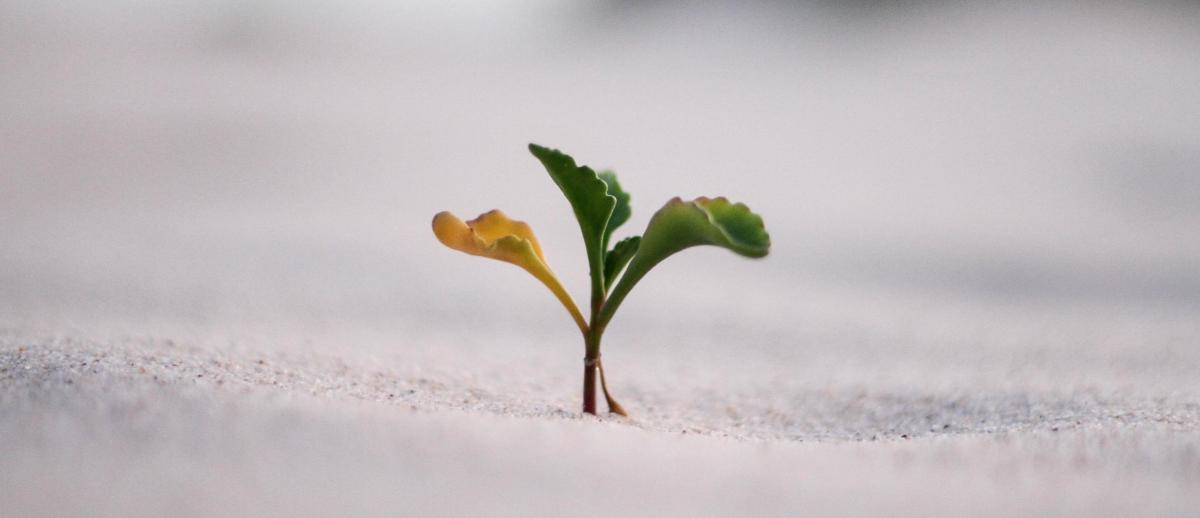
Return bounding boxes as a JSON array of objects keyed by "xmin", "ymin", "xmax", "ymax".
[{"xmin": 432, "ymin": 144, "xmax": 770, "ymax": 416}]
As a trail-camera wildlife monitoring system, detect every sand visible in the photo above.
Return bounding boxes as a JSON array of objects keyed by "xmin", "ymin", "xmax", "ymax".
[{"xmin": 2, "ymin": 320, "xmax": 1198, "ymax": 517}]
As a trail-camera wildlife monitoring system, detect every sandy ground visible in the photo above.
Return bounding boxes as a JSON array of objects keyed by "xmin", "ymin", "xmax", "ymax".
[
  {"xmin": 2, "ymin": 315, "xmax": 1199, "ymax": 517},
  {"xmin": 3, "ymin": 2, "xmax": 1200, "ymax": 516}
]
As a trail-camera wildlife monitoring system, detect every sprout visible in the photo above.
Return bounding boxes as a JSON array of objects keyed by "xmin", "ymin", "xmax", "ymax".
[{"xmin": 433, "ymin": 144, "xmax": 771, "ymax": 416}]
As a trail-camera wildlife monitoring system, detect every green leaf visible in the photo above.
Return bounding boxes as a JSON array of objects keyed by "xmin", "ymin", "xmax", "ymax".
[
  {"xmin": 529, "ymin": 144, "xmax": 617, "ymax": 303},
  {"xmin": 597, "ymin": 171, "xmax": 631, "ymax": 251},
  {"xmin": 596, "ymin": 196, "xmax": 770, "ymax": 330},
  {"xmin": 603, "ymin": 235, "xmax": 641, "ymax": 290},
  {"xmin": 632, "ymin": 196, "xmax": 770, "ymax": 265}
]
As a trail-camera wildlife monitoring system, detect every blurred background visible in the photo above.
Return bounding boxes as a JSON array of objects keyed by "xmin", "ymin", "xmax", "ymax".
[{"xmin": 2, "ymin": 1, "xmax": 1198, "ymax": 383}]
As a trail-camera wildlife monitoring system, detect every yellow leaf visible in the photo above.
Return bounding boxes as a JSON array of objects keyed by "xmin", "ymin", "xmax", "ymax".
[{"xmin": 433, "ymin": 210, "xmax": 587, "ymax": 334}]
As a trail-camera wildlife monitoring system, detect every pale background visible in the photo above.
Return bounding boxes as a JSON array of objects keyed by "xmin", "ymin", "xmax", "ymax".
[{"xmin": 2, "ymin": 1, "xmax": 1199, "ymax": 516}]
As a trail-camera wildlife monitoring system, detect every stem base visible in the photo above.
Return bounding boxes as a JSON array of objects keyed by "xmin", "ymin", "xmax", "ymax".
[{"xmin": 582, "ymin": 359, "xmax": 597, "ymax": 415}]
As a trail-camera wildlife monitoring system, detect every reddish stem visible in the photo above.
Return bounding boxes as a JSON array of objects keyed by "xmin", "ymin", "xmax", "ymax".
[{"xmin": 582, "ymin": 357, "xmax": 597, "ymax": 415}]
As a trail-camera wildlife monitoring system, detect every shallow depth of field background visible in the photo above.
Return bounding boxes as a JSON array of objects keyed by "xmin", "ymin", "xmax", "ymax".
[
  {"xmin": 1, "ymin": 2, "xmax": 1199, "ymax": 515},
  {"xmin": 4, "ymin": 1, "xmax": 1198, "ymax": 332},
  {"xmin": 5, "ymin": 1, "xmax": 1199, "ymax": 333}
]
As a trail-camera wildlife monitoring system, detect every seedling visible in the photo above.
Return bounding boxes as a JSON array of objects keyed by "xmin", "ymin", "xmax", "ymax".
[{"xmin": 433, "ymin": 144, "xmax": 770, "ymax": 416}]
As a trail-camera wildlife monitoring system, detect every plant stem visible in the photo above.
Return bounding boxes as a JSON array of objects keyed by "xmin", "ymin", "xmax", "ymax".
[
  {"xmin": 596, "ymin": 357, "xmax": 626, "ymax": 416},
  {"xmin": 583, "ymin": 253, "xmax": 626, "ymax": 416},
  {"xmin": 592, "ymin": 257, "xmax": 651, "ymax": 337},
  {"xmin": 582, "ymin": 326, "xmax": 626, "ymax": 416},
  {"xmin": 582, "ymin": 356, "xmax": 597, "ymax": 415},
  {"xmin": 582, "ymin": 332, "xmax": 599, "ymax": 415}
]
